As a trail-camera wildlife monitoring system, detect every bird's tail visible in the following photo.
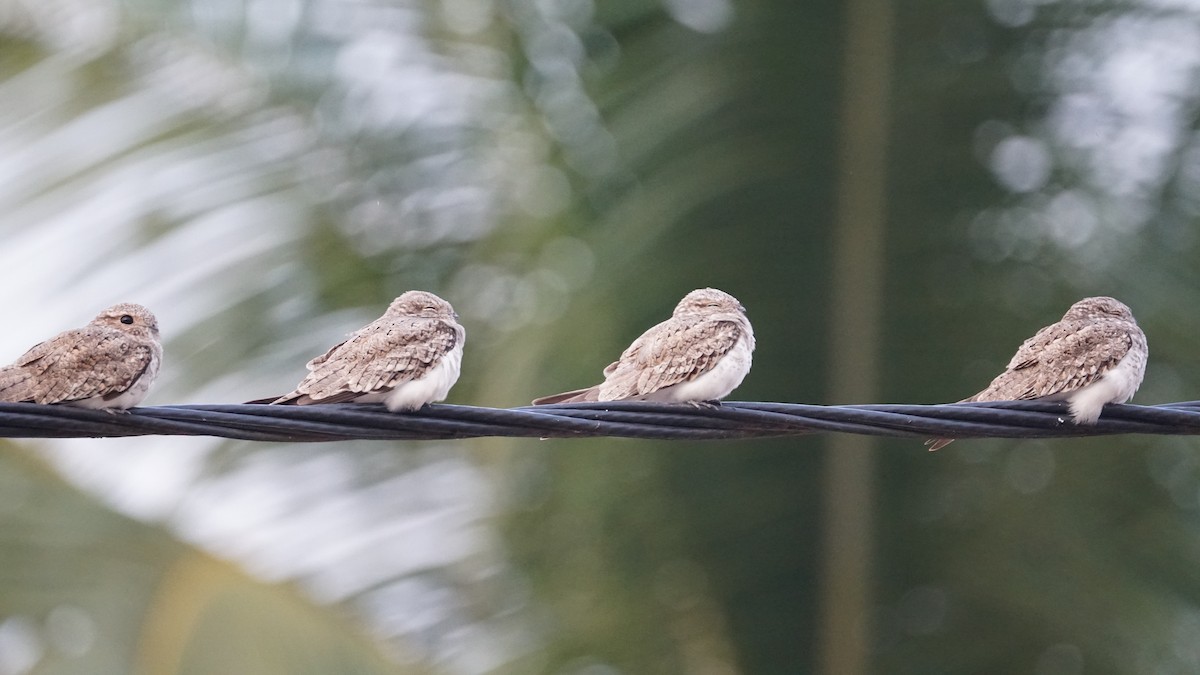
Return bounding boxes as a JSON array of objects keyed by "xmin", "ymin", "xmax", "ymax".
[
  {"xmin": 244, "ymin": 394, "xmax": 296, "ymax": 405},
  {"xmin": 925, "ymin": 437, "xmax": 954, "ymax": 451},
  {"xmin": 531, "ymin": 387, "xmax": 600, "ymax": 405},
  {"xmin": 924, "ymin": 394, "xmax": 981, "ymax": 451}
]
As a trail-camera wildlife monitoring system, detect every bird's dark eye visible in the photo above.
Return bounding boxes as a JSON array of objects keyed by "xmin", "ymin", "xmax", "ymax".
[{"xmin": 120, "ymin": 315, "xmax": 134, "ymax": 325}]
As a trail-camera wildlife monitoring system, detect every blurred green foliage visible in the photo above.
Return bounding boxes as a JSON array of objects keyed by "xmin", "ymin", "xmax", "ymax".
[
  {"xmin": 1, "ymin": 0, "xmax": 1200, "ymax": 674},
  {"xmin": 0, "ymin": 448, "xmax": 413, "ymax": 674}
]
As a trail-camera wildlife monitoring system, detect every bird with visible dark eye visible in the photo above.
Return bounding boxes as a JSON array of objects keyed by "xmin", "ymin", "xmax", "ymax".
[{"xmin": 0, "ymin": 303, "xmax": 162, "ymax": 409}]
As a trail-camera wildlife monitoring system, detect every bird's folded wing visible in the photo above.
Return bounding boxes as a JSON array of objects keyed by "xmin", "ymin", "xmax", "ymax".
[
  {"xmin": 1, "ymin": 330, "xmax": 155, "ymax": 404},
  {"xmin": 987, "ymin": 323, "xmax": 1132, "ymax": 401},
  {"xmin": 605, "ymin": 319, "xmax": 742, "ymax": 398},
  {"xmin": 294, "ymin": 319, "xmax": 460, "ymax": 401}
]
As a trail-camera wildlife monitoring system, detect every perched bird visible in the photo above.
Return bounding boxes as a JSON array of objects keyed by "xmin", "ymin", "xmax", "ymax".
[
  {"xmin": 253, "ymin": 291, "xmax": 464, "ymax": 412},
  {"xmin": 0, "ymin": 303, "xmax": 161, "ymax": 410},
  {"xmin": 927, "ymin": 296, "xmax": 1147, "ymax": 451},
  {"xmin": 533, "ymin": 287, "xmax": 754, "ymax": 405}
]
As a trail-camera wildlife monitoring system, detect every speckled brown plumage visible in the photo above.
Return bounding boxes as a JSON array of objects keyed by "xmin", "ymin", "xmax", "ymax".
[
  {"xmin": 258, "ymin": 291, "xmax": 464, "ymax": 412},
  {"xmin": 928, "ymin": 296, "xmax": 1147, "ymax": 450},
  {"xmin": 533, "ymin": 288, "xmax": 755, "ymax": 405},
  {"xmin": 0, "ymin": 303, "xmax": 161, "ymax": 409}
]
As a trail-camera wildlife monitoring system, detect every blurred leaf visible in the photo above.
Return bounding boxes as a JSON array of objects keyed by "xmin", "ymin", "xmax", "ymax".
[{"xmin": 0, "ymin": 444, "xmax": 417, "ymax": 675}]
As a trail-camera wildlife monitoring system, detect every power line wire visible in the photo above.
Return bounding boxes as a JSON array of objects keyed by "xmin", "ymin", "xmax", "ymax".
[{"xmin": 0, "ymin": 400, "xmax": 1193, "ymax": 443}]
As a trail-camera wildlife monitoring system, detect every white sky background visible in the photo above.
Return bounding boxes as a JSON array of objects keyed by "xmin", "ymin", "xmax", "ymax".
[{"xmin": 2, "ymin": 0, "xmax": 1200, "ymax": 672}]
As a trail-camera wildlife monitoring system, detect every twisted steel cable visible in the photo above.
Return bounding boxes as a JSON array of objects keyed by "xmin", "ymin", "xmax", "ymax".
[{"xmin": 0, "ymin": 400, "xmax": 1196, "ymax": 443}]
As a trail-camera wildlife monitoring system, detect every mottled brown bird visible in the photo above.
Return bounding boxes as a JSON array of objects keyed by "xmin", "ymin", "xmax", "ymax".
[
  {"xmin": 0, "ymin": 303, "xmax": 162, "ymax": 409},
  {"xmin": 254, "ymin": 291, "xmax": 464, "ymax": 412},
  {"xmin": 532, "ymin": 287, "xmax": 754, "ymax": 405},
  {"xmin": 927, "ymin": 296, "xmax": 1147, "ymax": 450}
]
